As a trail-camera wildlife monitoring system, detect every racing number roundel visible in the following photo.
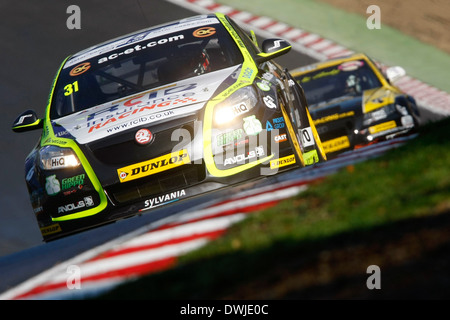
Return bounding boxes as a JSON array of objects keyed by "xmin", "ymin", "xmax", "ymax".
[
  {"xmin": 70, "ymin": 62, "xmax": 91, "ymax": 76},
  {"xmin": 135, "ymin": 128, "xmax": 153, "ymax": 145},
  {"xmin": 193, "ymin": 27, "xmax": 216, "ymax": 38}
]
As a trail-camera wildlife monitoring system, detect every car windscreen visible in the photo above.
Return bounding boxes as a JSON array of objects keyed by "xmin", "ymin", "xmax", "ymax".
[
  {"xmin": 50, "ymin": 21, "xmax": 243, "ymax": 119},
  {"xmin": 296, "ymin": 60, "xmax": 382, "ymax": 109}
]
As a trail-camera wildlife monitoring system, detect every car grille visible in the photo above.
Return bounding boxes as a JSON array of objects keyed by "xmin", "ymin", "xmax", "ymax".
[
  {"xmin": 87, "ymin": 116, "xmax": 196, "ymax": 166},
  {"xmin": 106, "ymin": 163, "xmax": 205, "ymax": 205}
]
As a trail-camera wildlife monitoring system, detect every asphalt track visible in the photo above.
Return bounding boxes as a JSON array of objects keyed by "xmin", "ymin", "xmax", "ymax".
[{"xmin": 0, "ymin": 0, "xmax": 446, "ymax": 299}]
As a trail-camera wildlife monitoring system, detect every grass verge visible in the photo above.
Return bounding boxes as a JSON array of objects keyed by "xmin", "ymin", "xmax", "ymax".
[{"xmin": 96, "ymin": 116, "xmax": 450, "ymax": 299}]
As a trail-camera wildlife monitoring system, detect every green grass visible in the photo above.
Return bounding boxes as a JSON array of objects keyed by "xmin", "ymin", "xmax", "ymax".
[{"xmin": 95, "ymin": 116, "xmax": 450, "ymax": 299}]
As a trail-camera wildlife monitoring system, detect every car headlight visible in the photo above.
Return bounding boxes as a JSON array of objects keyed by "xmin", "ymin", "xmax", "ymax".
[
  {"xmin": 362, "ymin": 104, "xmax": 396, "ymax": 126},
  {"xmin": 214, "ymin": 86, "xmax": 258, "ymax": 126},
  {"xmin": 39, "ymin": 145, "xmax": 80, "ymax": 170}
]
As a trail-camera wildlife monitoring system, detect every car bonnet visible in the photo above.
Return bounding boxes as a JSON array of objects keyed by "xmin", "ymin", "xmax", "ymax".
[{"xmin": 53, "ymin": 66, "xmax": 239, "ymax": 144}]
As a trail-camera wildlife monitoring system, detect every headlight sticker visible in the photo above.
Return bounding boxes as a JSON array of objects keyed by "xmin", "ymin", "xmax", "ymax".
[
  {"xmin": 45, "ymin": 175, "xmax": 61, "ymax": 196},
  {"xmin": 243, "ymin": 115, "xmax": 262, "ymax": 136}
]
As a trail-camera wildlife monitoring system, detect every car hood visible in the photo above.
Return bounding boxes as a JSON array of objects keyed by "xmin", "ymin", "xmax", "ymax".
[
  {"xmin": 310, "ymin": 86, "xmax": 396, "ymax": 123},
  {"xmin": 53, "ymin": 66, "xmax": 238, "ymax": 144}
]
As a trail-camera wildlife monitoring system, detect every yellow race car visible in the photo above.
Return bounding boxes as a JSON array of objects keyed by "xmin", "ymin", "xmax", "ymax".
[{"xmin": 291, "ymin": 53, "xmax": 420, "ymax": 157}]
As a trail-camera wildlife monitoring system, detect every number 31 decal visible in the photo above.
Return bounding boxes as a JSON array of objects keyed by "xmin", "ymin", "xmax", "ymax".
[{"xmin": 64, "ymin": 80, "xmax": 79, "ymax": 96}]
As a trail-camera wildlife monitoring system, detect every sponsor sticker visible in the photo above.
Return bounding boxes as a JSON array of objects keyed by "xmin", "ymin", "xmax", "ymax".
[
  {"xmin": 369, "ymin": 120, "xmax": 397, "ymax": 134},
  {"xmin": 193, "ymin": 26, "xmax": 216, "ymax": 37},
  {"xmin": 322, "ymin": 136, "xmax": 351, "ymax": 154},
  {"xmin": 117, "ymin": 149, "xmax": 190, "ymax": 183},
  {"xmin": 45, "ymin": 175, "xmax": 61, "ymax": 196},
  {"xmin": 270, "ymin": 154, "xmax": 296, "ymax": 169},
  {"xmin": 142, "ymin": 189, "xmax": 186, "ymax": 210},
  {"xmin": 70, "ymin": 62, "xmax": 91, "ymax": 76},
  {"xmin": 40, "ymin": 224, "xmax": 62, "ymax": 236},
  {"xmin": 274, "ymin": 133, "xmax": 287, "ymax": 143},
  {"xmin": 135, "ymin": 128, "xmax": 153, "ymax": 145},
  {"xmin": 263, "ymin": 95, "xmax": 276, "ymax": 109},
  {"xmin": 243, "ymin": 115, "xmax": 262, "ymax": 136},
  {"xmin": 57, "ymin": 196, "xmax": 95, "ymax": 214}
]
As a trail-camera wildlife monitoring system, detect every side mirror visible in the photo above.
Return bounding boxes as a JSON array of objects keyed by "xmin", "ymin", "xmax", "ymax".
[
  {"xmin": 256, "ymin": 38, "xmax": 291, "ymax": 64},
  {"xmin": 12, "ymin": 109, "xmax": 43, "ymax": 133},
  {"xmin": 385, "ymin": 66, "xmax": 406, "ymax": 83}
]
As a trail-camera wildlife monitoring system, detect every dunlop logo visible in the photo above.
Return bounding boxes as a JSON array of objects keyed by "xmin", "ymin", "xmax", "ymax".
[
  {"xmin": 270, "ymin": 154, "xmax": 296, "ymax": 169},
  {"xmin": 117, "ymin": 149, "xmax": 190, "ymax": 183}
]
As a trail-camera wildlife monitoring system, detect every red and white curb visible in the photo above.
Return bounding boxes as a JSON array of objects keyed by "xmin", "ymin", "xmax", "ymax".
[{"xmin": 168, "ymin": 0, "xmax": 450, "ymax": 116}]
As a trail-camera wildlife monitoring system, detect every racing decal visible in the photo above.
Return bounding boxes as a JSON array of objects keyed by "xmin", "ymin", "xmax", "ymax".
[
  {"xmin": 142, "ymin": 189, "xmax": 186, "ymax": 210},
  {"xmin": 313, "ymin": 111, "xmax": 355, "ymax": 125},
  {"xmin": 70, "ymin": 62, "xmax": 91, "ymax": 76},
  {"xmin": 40, "ymin": 224, "xmax": 62, "ymax": 236},
  {"xmin": 57, "ymin": 196, "xmax": 95, "ymax": 214},
  {"xmin": 135, "ymin": 128, "xmax": 153, "ymax": 145},
  {"xmin": 88, "ymin": 110, "xmax": 176, "ymax": 134},
  {"xmin": 193, "ymin": 27, "xmax": 216, "ymax": 37},
  {"xmin": 270, "ymin": 154, "xmax": 296, "ymax": 169},
  {"xmin": 45, "ymin": 175, "xmax": 61, "ymax": 196},
  {"xmin": 87, "ymin": 83, "xmax": 197, "ymax": 125},
  {"xmin": 322, "ymin": 136, "xmax": 350, "ymax": 154},
  {"xmin": 61, "ymin": 174, "xmax": 85, "ymax": 192},
  {"xmin": 215, "ymin": 101, "xmax": 250, "ymax": 124},
  {"xmin": 303, "ymin": 149, "xmax": 319, "ymax": 166},
  {"xmin": 274, "ymin": 133, "xmax": 287, "ymax": 143},
  {"xmin": 216, "ymin": 129, "xmax": 245, "ymax": 147},
  {"xmin": 56, "ymin": 67, "xmax": 237, "ymax": 144},
  {"xmin": 223, "ymin": 145, "xmax": 265, "ymax": 166},
  {"xmin": 243, "ymin": 115, "xmax": 262, "ymax": 135},
  {"xmin": 117, "ymin": 149, "xmax": 190, "ymax": 183},
  {"xmin": 266, "ymin": 117, "xmax": 285, "ymax": 131},
  {"xmin": 46, "ymin": 155, "xmax": 78, "ymax": 170},
  {"xmin": 98, "ymin": 34, "xmax": 185, "ymax": 64},
  {"xmin": 256, "ymin": 81, "xmax": 270, "ymax": 91},
  {"xmin": 64, "ymin": 81, "xmax": 79, "ymax": 96},
  {"xmin": 368, "ymin": 120, "xmax": 397, "ymax": 134},
  {"xmin": 299, "ymin": 68, "xmax": 340, "ymax": 84},
  {"xmin": 301, "ymin": 127, "xmax": 315, "ymax": 148},
  {"xmin": 241, "ymin": 67, "xmax": 254, "ymax": 80},
  {"xmin": 263, "ymin": 95, "xmax": 276, "ymax": 109}
]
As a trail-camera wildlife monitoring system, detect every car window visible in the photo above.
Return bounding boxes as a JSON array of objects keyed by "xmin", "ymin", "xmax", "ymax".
[
  {"xmin": 296, "ymin": 60, "xmax": 382, "ymax": 108},
  {"xmin": 51, "ymin": 21, "xmax": 244, "ymax": 119}
]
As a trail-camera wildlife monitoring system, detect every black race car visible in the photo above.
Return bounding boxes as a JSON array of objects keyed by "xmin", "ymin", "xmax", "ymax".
[{"xmin": 12, "ymin": 13, "xmax": 325, "ymax": 241}]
